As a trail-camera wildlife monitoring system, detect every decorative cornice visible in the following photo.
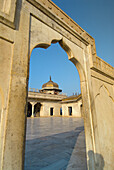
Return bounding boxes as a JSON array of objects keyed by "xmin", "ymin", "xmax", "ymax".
[{"xmin": 91, "ymin": 56, "xmax": 114, "ymax": 80}]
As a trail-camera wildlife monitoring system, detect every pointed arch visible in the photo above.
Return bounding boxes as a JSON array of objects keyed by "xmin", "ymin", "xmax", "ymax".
[{"xmin": 95, "ymin": 84, "xmax": 114, "ymax": 102}]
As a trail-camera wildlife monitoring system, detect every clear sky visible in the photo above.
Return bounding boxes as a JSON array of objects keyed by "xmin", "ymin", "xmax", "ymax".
[{"xmin": 29, "ymin": 0, "xmax": 114, "ymax": 96}]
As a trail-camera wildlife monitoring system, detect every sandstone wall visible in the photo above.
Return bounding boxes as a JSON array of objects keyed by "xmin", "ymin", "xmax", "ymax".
[{"xmin": 0, "ymin": 0, "xmax": 114, "ymax": 169}]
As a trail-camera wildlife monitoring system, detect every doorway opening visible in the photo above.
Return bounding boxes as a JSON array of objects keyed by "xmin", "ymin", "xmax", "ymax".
[
  {"xmin": 60, "ymin": 107, "xmax": 62, "ymax": 116},
  {"xmin": 80, "ymin": 104, "xmax": 83, "ymax": 117},
  {"xmin": 50, "ymin": 107, "xmax": 54, "ymax": 116},
  {"xmin": 68, "ymin": 106, "xmax": 72, "ymax": 116},
  {"xmin": 25, "ymin": 42, "xmax": 87, "ymax": 170}
]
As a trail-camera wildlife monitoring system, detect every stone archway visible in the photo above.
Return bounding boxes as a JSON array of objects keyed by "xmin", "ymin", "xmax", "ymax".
[
  {"xmin": 29, "ymin": 36, "xmax": 94, "ymax": 164},
  {"xmin": 34, "ymin": 102, "xmax": 41, "ymax": 117},
  {"xmin": 0, "ymin": 0, "xmax": 114, "ymax": 170}
]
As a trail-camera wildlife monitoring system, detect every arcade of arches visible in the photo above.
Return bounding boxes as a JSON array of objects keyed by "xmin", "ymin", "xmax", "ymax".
[{"xmin": 0, "ymin": 0, "xmax": 114, "ymax": 170}]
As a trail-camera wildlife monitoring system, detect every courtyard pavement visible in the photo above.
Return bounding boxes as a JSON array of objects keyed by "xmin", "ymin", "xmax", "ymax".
[{"xmin": 24, "ymin": 117, "xmax": 87, "ymax": 170}]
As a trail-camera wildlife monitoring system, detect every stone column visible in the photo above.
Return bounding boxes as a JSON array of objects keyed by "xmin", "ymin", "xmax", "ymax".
[
  {"xmin": 32, "ymin": 104, "xmax": 34, "ymax": 117},
  {"xmin": 30, "ymin": 102, "xmax": 37, "ymax": 117}
]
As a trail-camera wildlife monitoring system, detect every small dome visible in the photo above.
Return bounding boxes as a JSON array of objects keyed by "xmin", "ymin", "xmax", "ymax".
[{"xmin": 42, "ymin": 76, "xmax": 59, "ymax": 88}]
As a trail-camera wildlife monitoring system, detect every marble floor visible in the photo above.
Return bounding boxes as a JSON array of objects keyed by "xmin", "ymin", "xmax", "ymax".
[{"xmin": 24, "ymin": 117, "xmax": 87, "ymax": 170}]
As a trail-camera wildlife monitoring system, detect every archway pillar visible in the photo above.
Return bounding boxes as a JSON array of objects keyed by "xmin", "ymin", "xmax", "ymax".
[
  {"xmin": 81, "ymin": 80, "xmax": 96, "ymax": 170},
  {"xmin": 0, "ymin": 73, "xmax": 28, "ymax": 170},
  {"xmin": 0, "ymin": 4, "xmax": 30, "ymax": 169}
]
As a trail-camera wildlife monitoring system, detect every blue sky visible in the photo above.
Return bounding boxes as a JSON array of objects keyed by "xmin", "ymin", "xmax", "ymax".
[{"xmin": 29, "ymin": 0, "xmax": 114, "ymax": 96}]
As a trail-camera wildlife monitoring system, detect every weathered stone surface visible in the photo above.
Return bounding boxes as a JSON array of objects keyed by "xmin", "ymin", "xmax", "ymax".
[{"xmin": 0, "ymin": 0, "xmax": 114, "ymax": 169}]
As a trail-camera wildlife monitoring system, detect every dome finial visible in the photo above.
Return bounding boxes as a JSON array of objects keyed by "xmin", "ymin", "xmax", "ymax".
[{"xmin": 50, "ymin": 76, "xmax": 51, "ymax": 81}]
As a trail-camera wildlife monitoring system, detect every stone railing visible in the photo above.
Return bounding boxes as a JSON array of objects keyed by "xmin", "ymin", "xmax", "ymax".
[
  {"xmin": 28, "ymin": 88, "xmax": 67, "ymax": 96},
  {"xmin": 60, "ymin": 92, "xmax": 67, "ymax": 96},
  {"xmin": 92, "ymin": 55, "xmax": 114, "ymax": 79},
  {"xmin": 29, "ymin": 88, "xmax": 39, "ymax": 92}
]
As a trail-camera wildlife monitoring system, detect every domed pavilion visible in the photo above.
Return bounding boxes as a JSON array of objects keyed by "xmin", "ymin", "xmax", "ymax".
[{"xmin": 40, "ymin": 76, "xmax": 62, "ymax": 95}]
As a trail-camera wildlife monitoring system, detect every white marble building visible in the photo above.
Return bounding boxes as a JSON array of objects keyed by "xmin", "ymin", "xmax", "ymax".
[{"xmin": 27, "ymin": 77, "xmax": 82, "ymax": 117}]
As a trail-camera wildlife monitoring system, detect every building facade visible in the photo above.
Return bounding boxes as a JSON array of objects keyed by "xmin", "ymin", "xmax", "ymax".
[{"xmin": 27, "ymin": 77, "xmax": 82, "ymax": 117}]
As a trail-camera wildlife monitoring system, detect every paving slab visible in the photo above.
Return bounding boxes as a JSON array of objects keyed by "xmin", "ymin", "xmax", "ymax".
[{"xmin": 24, "ymin": 117, "xmax": 87, "ymax": 170}]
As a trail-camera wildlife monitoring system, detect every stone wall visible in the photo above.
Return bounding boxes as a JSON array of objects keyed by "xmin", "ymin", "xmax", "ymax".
[
  {"xmin": 42, "ymin": 101, "xmax": 61, "ymax": 116},
  {"xmin": 62, "ymin": 100, "xmax": 82, "ymax": 117},
  {"xmin": 0, "ymin": 0, "xmax": 114, "ymax": 169},
  {"xmin": 90, "ymin": 69, "xmax": 114, "ymax": 170}
]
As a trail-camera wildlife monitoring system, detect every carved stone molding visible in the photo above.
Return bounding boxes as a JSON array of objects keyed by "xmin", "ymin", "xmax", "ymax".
[
  {"xmin": 26, "ymin": 0, "xmax": 96, "ymax": 56},
  {"xmin": 0, "ymin": 0, "xmax": 18, "ymax": 29}
]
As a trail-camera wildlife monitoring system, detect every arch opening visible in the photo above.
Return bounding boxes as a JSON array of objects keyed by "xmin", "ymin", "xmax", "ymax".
[
  {"xmin": 34, "ymin": 102, "xmax": 42, "ymax": 117},
  {"xmin": 25, "ymin": 39, "xmax": 87, "ymax": 170}
]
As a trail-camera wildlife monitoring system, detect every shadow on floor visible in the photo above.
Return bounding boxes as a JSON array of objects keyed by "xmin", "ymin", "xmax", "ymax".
[{"xmin": 24, "ymin": 126, "xmax": 87, "ymax": 170}]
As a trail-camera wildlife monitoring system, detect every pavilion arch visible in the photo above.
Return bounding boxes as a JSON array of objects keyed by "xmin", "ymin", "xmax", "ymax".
[{"xmin": 34, "ymin": 102, "xmax": 42, "ymax": 117}]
